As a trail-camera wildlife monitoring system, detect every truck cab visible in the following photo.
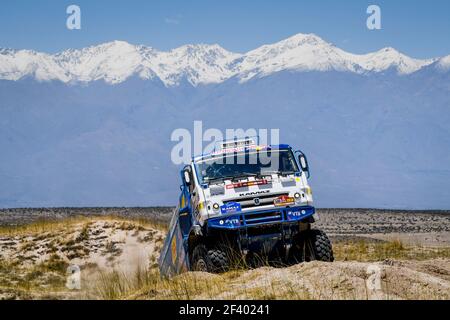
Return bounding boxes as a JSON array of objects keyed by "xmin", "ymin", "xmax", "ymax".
[{"xmin": 159, "ymin": 138, "xmax": 333, "ymax": 277}]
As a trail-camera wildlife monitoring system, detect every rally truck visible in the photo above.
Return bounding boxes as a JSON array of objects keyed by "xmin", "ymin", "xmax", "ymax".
[{"xmin": 159, "ymin": 138, "xmax": 333, "ymax": 276}]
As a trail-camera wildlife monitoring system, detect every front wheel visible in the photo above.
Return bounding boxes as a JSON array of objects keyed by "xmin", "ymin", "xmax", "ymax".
[
  {"xmin": 207, "ymin": 248, "xmax": 230, "ymax": 272},
  {"xmin": 290, "ymin": 229, "xmax": 334, "ymax": 263},
  {"xmin": 191, "ymin": 245, "xmax": 230, "ymax": 273}
]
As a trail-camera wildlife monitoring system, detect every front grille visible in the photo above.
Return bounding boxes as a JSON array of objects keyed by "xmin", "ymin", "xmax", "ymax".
[
  {"xmin": 242, "ymin": 211, "xmax": 283, "ymax": 226},
  {"xmin": 224, "ymin": 192, "xmax": 288, "ymax": 209}
]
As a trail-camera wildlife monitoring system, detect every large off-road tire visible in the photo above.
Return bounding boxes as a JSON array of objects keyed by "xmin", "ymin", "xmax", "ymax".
[
  {"xmin": 191, "ymin": 245, "xmax": 230, "ymax": 273},
  {"xmin": 290, "ymin": 229, "xmax": 334, "ymax": 263},
  {"xmin": 207, "ymin": 248, "xmax": 230, "ymax": 272},
  {"xmin": 305, "ymin": 229, "xmax": 334, "ymax": 262},
  {"xmin": 191, "ymin": 244, "xmax": 209, "ymax": 272}
]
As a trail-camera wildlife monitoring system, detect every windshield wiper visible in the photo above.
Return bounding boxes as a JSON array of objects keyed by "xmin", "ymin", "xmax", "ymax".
[
  {"xmin": 238, "ymin": 172, "xmax": 258, "ymax": 177},
  {"xmin": 262, "ymin": 170, "xmax": 296, "ymax": 176},
  {"xmin": 205, "ymin": 175, "xmax": 237, "ymax": 183},
  {"xmin": 280, "ymin": 170, "xmax": 296, "ymax": 175},
  {"xmin": 233, "ymin": 172, "xmax": 271, "ymax": 181}
]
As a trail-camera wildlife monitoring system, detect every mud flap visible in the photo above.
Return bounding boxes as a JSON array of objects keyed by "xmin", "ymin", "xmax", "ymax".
[{"xmin": 158, "ymin": 206, "xmax": 189, "ymax": 277}]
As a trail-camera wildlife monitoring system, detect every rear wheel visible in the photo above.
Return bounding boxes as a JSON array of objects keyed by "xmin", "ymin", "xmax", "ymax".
[{"xmin": 191, "ymin": 244, "xmax": 209, "ymax": 272}]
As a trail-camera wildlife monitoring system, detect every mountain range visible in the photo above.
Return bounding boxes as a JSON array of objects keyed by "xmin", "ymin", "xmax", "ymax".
[
  {"xmin": 1, "ymin": 33, "xmax": 449, "ymax": 209},
  {"xmin": 1, "ymin": 33, "xmax": 449, "ymax": 86}
]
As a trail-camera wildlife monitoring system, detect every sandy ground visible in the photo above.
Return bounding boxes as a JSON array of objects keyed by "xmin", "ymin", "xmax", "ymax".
[
  {"xmin": 173, "ymin": 259, "xmax": 450, "ymax": 300},
  {"xmin": 0, "ymin": 208, "xmax": 449, "ymax": 300},
  {"xmin": 0, "ymin": 220, "xmax": 164, "ymax": 270},
  {"xmin": 0, "ymin": 219, "xmax": 165, "ymax": 299}
]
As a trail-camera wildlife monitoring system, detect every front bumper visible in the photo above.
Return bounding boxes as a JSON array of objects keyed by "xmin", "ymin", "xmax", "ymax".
[{"xmin": 207, "ymin": 206, "xmax": 315, "ymax": 230}]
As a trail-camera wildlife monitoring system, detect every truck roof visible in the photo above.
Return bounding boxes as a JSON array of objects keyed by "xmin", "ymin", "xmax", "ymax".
[{"xmin": 192, "ymin": 144, "xmax": 292, "ymax": 163}]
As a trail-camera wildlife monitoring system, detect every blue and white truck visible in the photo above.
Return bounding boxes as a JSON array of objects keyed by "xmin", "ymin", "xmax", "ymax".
[{"xmin": 159, "ymin": 138, "xmax": 333, "ymax": 276}]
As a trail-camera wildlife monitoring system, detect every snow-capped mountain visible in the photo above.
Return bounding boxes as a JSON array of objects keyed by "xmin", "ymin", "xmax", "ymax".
[
  {"xmin": 436, "ymin": 54, "xmax": 450, "ymax": 71},
  {"xmin": 355, "ymin": 47, "xmax": 436, "ymax": 74},
  {"xmin": 0, "ymin": 40, "xmax": 241, "ymax": 86},
  {"xmin": 0, "ymin": 33, "xmax": 445, "ymax": 86}
]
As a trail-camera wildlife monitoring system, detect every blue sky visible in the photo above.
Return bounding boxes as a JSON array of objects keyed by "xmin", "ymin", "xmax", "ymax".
[{"xmin": 0, "ymin": 0, "xmax": 449, "ymax": 58}]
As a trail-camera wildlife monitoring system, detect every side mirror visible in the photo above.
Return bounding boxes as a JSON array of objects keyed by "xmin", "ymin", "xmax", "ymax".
[
  {"xmin": 183, "ymin": 168, "xmax": 192, "ymax": 186},
  {"xmin": 297, "ymin": 153, "xmax": 310, "ymax": 178}
]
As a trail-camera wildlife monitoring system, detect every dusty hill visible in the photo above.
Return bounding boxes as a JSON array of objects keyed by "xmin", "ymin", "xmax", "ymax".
[
  {"xmin": 0, "ymin": 215, "xmax": 449, "ymax": 300},
  {"xmin": 144, "ymin": 259, "xmax": 450, "ymax": 300},
  {"xmin": 0, "ymin": 217, "xmax": 165, "ymax": 299}
]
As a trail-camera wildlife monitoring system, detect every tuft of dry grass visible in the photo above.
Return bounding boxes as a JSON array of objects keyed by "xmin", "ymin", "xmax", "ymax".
[
  {"xmin": 333, "ymin": 239, "xmax": 450, "ymax": 261},
  {"xmin": 90, "ymin": 266, "xmax": 159, "ymax": 300},
  {"xmin": 75, "ymin": 224, "xmax": 90, "ymax": 242},
  {"xmin": 0, "ymin": 254, "xmax": 68, "ymax": 298},
  {"xmin": 40, "ymin": 254, "xmax": 69, "ymax": 273}
]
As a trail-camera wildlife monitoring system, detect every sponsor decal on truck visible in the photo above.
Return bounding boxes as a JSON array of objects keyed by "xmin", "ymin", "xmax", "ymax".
[{"xmin": 220, "ymin": 202, "xmax": 242, "ymax": 214}]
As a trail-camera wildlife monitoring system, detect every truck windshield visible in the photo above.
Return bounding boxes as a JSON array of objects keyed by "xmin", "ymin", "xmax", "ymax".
[{"xmin": 195, "ymin": 149, "xmax": 299, "ymax": 183}]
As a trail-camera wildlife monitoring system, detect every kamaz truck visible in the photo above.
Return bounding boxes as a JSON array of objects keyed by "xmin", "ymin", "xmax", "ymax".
[{"xmin": 159, "ymin": 138, "xmax": 333, "ymax": 277}]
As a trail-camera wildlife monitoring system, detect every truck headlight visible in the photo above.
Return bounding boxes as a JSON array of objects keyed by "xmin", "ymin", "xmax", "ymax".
[
  {"xmin": 294, "ymin": 192, "xmax": 301, "ymax": 199},
  {"xmin": 212, "ymin": 203, "xmax": 220, "ymax": 210}
]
